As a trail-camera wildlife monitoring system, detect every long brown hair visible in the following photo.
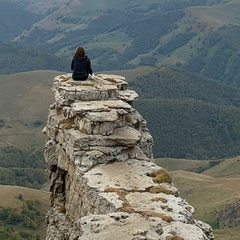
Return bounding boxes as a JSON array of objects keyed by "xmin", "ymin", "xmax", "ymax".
[{"xmin": 74, "ymin": 46, "xmax": 85, "ymax": 57}]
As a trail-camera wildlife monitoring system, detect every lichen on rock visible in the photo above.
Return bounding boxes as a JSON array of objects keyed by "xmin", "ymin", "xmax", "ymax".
[{"xmin": 43, "ymin": 74, "xmax": 214, "ymax": 240}]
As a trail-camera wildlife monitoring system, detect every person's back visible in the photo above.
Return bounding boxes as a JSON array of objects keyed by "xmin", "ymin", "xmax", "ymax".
[{"xmin": 71, "ymin": 46, "xmax": 94, "ymax": 80}]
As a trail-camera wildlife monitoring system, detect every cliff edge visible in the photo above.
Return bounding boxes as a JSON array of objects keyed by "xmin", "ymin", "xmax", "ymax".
[{"xmin": 43, "ymin": 74, "xmax": 214, "ymax": 240}]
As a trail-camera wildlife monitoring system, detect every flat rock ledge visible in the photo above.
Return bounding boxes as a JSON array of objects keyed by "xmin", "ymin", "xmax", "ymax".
[{"xmin": 43, "ymin": 74, "xmax": 214, "ymax": 240}]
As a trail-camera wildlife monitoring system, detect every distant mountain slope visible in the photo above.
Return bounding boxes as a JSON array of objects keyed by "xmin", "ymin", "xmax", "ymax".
[
  {"xmin": 203, "ymin": 156, "xmax": 240, "ymax": 177},
  {"xmin": 0, "ymin": 1, "xmax": 39, "ymax": 41},
  {"xmin": 0, "ymin": 42, "xmax": 69, "ymax": 75},
  {"xmin": 130, "ymin": 66, "xmax": 240, "ymax": 159},
  {"xmin": 130, "ymin": 66, "xmax": 240, "ymax": 106},
  {"xmin": 2, "ymin": 0, "xmax": 239, "ymax": 85},
  {"xmin": 155, "ymin": 157, "xmax": 212, "ymax": 172},
  {"xmin": 0, "ymin": 70, "xmax": 58, "ymax": 150}
]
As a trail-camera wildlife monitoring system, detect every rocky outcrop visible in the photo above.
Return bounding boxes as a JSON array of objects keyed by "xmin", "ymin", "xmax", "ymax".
[
  {"xmin": 217, "ymin": 199, "xmax": 240, "ymax": 228},
  {"xmin": 43, "ymin": 74, "xmax": 214, "ymax": 240}
]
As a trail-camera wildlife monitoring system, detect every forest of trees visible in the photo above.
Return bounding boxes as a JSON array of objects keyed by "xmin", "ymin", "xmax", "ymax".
[
  {"xmin": 0, "ymin": 42, "xmax": 69, "ymax": 75},
  {"xmin": 183, "ymin": 26, "xmax": 240, "ymax": 87},
  {"xmin": 130, "ymin": 67, "xmax": 240, "ymax": 159},
  {"xmin": 0, "ymin": 147, "xmax": 48, "ymax": 189}
]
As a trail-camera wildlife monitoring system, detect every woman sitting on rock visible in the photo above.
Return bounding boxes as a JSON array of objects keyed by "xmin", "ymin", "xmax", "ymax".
[{"xmin": 71, "ymin": 46, "xmax": 95, "ymax": 80}]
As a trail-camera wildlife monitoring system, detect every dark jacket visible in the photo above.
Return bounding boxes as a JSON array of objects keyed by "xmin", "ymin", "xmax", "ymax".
[{"xmin": 71, "ymin": 56, "xmax": 93, "ymax": 80}]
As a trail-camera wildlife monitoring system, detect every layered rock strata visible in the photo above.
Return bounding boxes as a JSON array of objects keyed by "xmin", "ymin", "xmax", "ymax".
[{"xmin": 43, "ymin": 74, "xmax": 214, "ymax": 240}]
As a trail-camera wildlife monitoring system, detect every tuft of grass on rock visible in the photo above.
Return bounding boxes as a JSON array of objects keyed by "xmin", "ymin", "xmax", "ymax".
[{"xmin": 148, "ymin": 168, "xmax": 172, "ymax": 184}]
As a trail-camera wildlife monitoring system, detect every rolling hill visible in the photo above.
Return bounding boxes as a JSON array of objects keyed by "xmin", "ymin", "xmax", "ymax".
[
  {"xmin": 156, "ymin": 154, "xmax": 240, "ymax": 239},
  {"xmin": 203, "ymin": 156, "xmax": 240, "ymax": 177},
  {"xmin": 0, "ymin": 185, "xmax": 49, "ymax": 240},
  {"xmin": 0, "ymin": 70, "xmax": 60, "ymax": 189},
  {"xmin": 0, "ymin": 70, "xmax": 60, "ymax": 150},
  {"xmin": 171, "ymin": 169, "xmax": 240, "ymax": 240},
  {"xmin": 155, "ymin": 157, "xmax": 213, "ymax": 172}
]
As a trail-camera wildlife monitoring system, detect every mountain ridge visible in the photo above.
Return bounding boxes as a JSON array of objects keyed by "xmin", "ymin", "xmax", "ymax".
[{"xmin": 1, "ymin": 0, "xmax": 240, "ymax": 85}]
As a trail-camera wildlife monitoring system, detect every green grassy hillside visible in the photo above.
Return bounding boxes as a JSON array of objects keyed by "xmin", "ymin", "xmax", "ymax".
[
  {"xmin": 155, "ymin": 158, "xmax": 213, "ymax": 172},
  {"xmin": 0, "ymin": 70, "xmax": 60, "ymax": 189},
  {"xmin": 0, "ymin": 185, "xmax": 49, "ymax": 240},
  {"xmin": 0, "ymin": 70, "xmax": 59, "ymax": 150},
  {"xmin": 203, "ymin": 156, "xmax": 240, "ymax": 177}
]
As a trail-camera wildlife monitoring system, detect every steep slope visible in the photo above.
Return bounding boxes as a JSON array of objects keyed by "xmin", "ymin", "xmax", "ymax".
[
  {"xmin": 0, "ymin": 0, "xmax": 73, "ymax": 42},
  {"xmin": 0, "ymin": 1, "xmax": 39, "ymax": 41}
]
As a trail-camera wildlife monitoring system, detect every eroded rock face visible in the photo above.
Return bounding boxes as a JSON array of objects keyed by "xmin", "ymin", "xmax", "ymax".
[
  {"xmin": 217, "ymin": 199, "xmax": 240, "ymax": 228},
  {"xmin": 44, "ymin": 74, "xmax": 214, "ymax": 240}
]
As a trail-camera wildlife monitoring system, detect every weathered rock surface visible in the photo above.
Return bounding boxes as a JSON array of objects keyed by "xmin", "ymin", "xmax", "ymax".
[
  {"xmin": 44, "ymin": 74, "xmax": 214, "ymax": 240},
  {"xmin": 217, "ymin": 199, "xmax": 240, "ymax": 228}
]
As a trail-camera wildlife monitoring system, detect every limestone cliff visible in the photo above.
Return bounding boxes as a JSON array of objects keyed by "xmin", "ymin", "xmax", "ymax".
[{"xmin": 43, "ymin": 74, "xmax": 214, "ymax": 240}]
